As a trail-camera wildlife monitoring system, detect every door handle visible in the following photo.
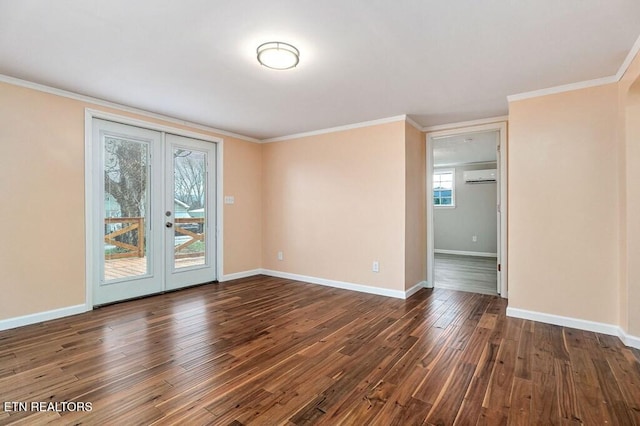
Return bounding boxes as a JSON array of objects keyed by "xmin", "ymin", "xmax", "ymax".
[{"xmin": 165, "ymin": 222, "xmax": 173, "ymax": 228}]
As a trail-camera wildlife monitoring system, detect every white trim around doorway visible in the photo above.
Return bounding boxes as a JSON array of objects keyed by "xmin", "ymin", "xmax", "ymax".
[
  {"xmin": 425, "ymin": 121, "xmax": 508, "ymax": 298},
  {"xmin": 83, "ymin": 109, "xmax": 224, "ymax": 310}
]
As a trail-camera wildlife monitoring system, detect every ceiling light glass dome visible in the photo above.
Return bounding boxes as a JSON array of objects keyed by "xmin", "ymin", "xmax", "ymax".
[{"xmin": 257, "ymin": 42, "xmax": 299, "ymax": 70}]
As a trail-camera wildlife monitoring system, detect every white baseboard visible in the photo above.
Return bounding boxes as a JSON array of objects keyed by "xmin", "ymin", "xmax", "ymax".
[
  {"xmin": 0, "ymin": 304, "xmax": 89, "ymax": 332},
  {"xmin": 405, "ymin": 281, "xmax": 428, "ymax": 298},
  {"xmin": 221, "ymin": 270, "xmax": 428, "ymax": 300},
  {"xmin": 261, "ymin": 269, "xmax": 414, "ymax": 299},
  {"xmin": 435, "ymin": 249, "xmax": 497, "ymax": 258},
  {"xmin": 506, "ymin": 307, "xmax": 640, "ymax": 349},
  {"xmin": 506, "ymin": 307, "xmax": 619, "ymax": 335},
  {"xmin": 0, "ymin": 272, "xmax": 422, "ymax": 332},
  {"xmin": 219, "ymin": 269, "xmax": 262, "ymax": 282},
  {"xmin": 619, "ymin": 329, "xmax": 640, "ymax": 349}
]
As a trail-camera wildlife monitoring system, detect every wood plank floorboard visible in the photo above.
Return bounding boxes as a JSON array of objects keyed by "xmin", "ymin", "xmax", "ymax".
[
  {"xmin": 0, "ymin": 275, "xmax": 639, "ymax": 425},
  {"xmin": 434, "ymin": 253, "xmax": 498, "ymax": 295}
]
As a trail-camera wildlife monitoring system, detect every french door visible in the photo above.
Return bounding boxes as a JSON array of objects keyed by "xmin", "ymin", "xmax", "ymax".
[
  {"xmin": 164, "ymin": 134, "xmax": 217, "ymax": 290},
  {"xmin": 92, "ymin": 119, "xmax": 217, "ymax": 305}
]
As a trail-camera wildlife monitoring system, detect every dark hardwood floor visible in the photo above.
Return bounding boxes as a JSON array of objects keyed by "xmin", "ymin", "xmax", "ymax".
[{"xmin": 1, "ymin": 276, "xmax": 639, "ymax": 425}]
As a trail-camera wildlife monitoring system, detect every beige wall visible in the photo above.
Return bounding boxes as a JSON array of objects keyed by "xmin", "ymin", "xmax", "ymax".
[
  {"xmin": 222, "ymin": 138, "xmax": 263, "ymax": 274},
  {"xmin": 0, "ymin": 79, "xmax": 419, "ymax": 323},
  {"xmin": 508, "ymin": 84, "xmax": 620, "ymax": 325},
  {"xmin": 620, "ymin": 51, "xmax": 640, "ymax": 335},
  {"xmin": 508, "ymin": 49, "xmax": 640, "ymax": 340},
  {"xmin": 0, "ymin": 84, "xmax": 86, "ymax": 319},
  {"xmin": 404, "ymin": 123, "xmax": 426, "ymax": 290},
  {"xmin": 261, "ymin": 121, "xmax": 407, "ymax": 291},
  {"xmin": 625, "ymin": 83, "xmax": 640, "ymax": 335},
  {"xmin": 0, "ymin": 82, "xmax": 262, "ymax": 321}
]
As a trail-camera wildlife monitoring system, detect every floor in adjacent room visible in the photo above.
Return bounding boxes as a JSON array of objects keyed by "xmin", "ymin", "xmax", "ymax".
[
  {"xmin": 1, "ymin": 276, "xmax": 639, "ymax": 425},
  {"xmin": 434, "ymin": 253, "xmax": 498, "ymax": 295}
]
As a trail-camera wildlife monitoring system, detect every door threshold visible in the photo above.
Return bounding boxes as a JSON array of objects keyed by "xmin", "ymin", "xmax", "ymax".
[
  {"xmin": 434, "ymin": 283, "xmax": 498, "ymax": 296},
  {"xmin": 93, "ymin": 280, "xmax": 219, "ymax": 308}
]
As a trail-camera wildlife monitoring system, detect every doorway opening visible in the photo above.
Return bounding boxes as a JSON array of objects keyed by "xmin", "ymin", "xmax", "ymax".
[{"xmin": 426, "ymin": 122, "xmax": 507, "ymax": 297}]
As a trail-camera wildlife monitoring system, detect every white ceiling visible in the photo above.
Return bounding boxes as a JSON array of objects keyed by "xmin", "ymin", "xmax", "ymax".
[
  {"xmin": 433, "ymin": 131, "xmax": 498, "ymax": 167},
  {"xmin": 0, "ymin": 1, "xmax": 639, "ymax": 140}
]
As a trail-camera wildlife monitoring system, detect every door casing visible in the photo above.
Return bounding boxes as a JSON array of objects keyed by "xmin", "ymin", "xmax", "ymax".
[{"xmin": 425, "ymin": 121, "xmax": 508, "ymax": 297}]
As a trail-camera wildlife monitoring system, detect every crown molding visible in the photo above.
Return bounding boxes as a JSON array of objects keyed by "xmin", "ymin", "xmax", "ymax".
[
  {"xmin": 405, "ymin": 116, "xmax": 423, "ymax": 132},
  {"xmin": 0, "ymin": 74, "xmax": 261, "ymax": 143},
  {"xmin": 9, "ymin": 30, "xmax": 640, "ymax": 143},
  {"xmin": 507, "ymin": 75, "xmax": 618, "ymax": 102},
  {"xmin": 0, "ymin": 73, "xmax": 505, "ymax": 141},
  {"xmin": 616, "ymin": 33, "xmax": 640, "ymax": 81},
  {"xmin": 422, "ymin": 116, "xmax": 508, "ymax": 133},
  {"xmin": 261, "ymin": 115, "xmax": 409, "ymax": 143},
  {"xmin": 507, "ymin": 33, "xmax": 640, "ymax": 103}
]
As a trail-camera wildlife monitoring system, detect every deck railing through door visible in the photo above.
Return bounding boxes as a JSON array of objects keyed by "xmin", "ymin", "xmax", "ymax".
[
  {"xmin": 104, "ymin": 217, "xmax": 205, "ymax": 259},
  {"xmin": 104, "ymin": 217, "xmax": 145, "ymax": 259}
]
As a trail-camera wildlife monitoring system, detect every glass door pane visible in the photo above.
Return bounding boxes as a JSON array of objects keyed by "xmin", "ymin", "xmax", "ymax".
[
  {"xmin": 103, "ymin": 136, "xmax": 150, "ymax": 281},
  {"xmin": 165, "ymin": 133, "xmax": 216, "ymax": 291},
  {"xmin": 172, "ymin": 148, "xmax": 207, "ymax": 270}
]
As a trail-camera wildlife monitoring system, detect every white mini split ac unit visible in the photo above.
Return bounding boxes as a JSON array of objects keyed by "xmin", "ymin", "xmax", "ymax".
[{"xmin": 463, "ymin": 169, "xmax": 497, "ymax": 183}]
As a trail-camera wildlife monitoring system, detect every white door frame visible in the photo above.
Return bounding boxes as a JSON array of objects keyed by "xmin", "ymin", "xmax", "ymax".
[
  {"xmin": 425, "ymin": 121, "xmax": 508, "ymax": 297},
  {"xmin": 84, "ymin": 109, "xmax": 224, "ymax": 308}
]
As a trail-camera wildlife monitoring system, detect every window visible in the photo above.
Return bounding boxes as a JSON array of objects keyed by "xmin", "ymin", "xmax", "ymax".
[{"xmin": 434, "ymin": 169, "xmax": 455, "ymax": 207}]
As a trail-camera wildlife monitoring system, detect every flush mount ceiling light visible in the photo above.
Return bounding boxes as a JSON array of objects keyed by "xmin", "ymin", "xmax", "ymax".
[{"xmin": 257, "ymin": 41, "xmax": 299, "ymax": 70}]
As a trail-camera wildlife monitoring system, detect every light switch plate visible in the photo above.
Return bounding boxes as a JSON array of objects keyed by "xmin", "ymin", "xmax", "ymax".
[{"xmin": 224, "ymin": 196, "xmax": 235, "ymax": 204}]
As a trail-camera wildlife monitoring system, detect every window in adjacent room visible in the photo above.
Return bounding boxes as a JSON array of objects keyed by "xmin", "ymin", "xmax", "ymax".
[{"xmin": 433, "ymin": 169, "xmax": 455, "ymax": 207}]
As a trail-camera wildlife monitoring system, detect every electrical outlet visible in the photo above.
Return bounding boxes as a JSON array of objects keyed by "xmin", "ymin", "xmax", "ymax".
[
  {"xmin": 472, "ymin": 235, "xmax": 478, "ymax": 242},
  {"xmin": 277, "ymin": 251, "xmax": 283, "ymax": 261},
  {"xmin": 372, "ymin": 261, "xmax": 379, "ymax": 272}
]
